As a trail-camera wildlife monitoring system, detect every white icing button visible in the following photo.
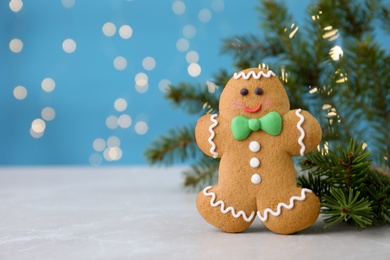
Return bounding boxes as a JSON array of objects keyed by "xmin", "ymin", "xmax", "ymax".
[
  {"xmin": 249, "ymin": 141, "xmax": 260, "ymax": 152},
  {"xmin": 250, "ymin": 157, "xmax": 260, "ymax": 168},
  {"xmin": 251, "ymin": 174, "xmax": 261, "ymax": 184}
]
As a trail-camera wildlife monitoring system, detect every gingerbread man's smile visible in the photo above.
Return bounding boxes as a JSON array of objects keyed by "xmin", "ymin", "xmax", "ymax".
[{"xmin": 244, "ymin": 104, "xmax": 262, "ymax": 113}]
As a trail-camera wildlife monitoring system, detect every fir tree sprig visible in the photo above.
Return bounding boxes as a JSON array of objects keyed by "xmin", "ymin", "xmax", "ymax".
[
  {"xmin": 165, "ymin": 82, "xmax": 220, "ymax": 115},
  {"xmin": 379, "ymin": 4, "xmax": 390, "ymax": 33},
  {"xmin": 145, "ymin": 125, "xmax": 198, "ymax": 165},
  {"xmin": 361, "ymin": 168, "xmax": 390, "ymax": 224},
  {"xmin": 298, "ymin": 140, "xmax": 390, "ymax": 228},
  {"xmin": 297, "ymin": 170, "xmax": 329, "ymax": 199},
  {"xmin": 322, "ymin": 187, "xmax": 373, "ymax": 229},
  {"xmin": 183, "ymin": 156, "xmax": 220, "ymax": 189}
]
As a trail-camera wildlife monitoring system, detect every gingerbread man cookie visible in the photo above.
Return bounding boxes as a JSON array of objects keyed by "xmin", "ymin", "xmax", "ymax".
[{"xmin": 195, "ymin": 68, "xmax": 322, "ymax": 234}]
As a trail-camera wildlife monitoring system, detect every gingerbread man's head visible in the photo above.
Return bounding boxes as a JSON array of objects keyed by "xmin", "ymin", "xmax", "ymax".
[{"xmin": 219, "ymin": 68, "xmax": 290, "ymax": 120}]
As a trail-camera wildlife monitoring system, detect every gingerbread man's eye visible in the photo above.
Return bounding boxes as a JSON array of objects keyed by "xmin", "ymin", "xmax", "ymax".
[
  {"xmin": 255, "ymin": 87, "xmax": 264, "ymax": 95},
  {"xmin": 240, "ymin": 88, "xmax": 249, "ymax": 96}
]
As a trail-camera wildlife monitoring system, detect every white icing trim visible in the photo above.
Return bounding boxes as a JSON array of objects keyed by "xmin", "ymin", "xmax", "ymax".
[
  {"xmin": 295, "ymin": 109, "xmax": 306, "ymax": 156},
  {"xmin": 233, "ymin": 70, "xmax": 276, "ymax": 80},
  {"xmin": 257, "ymin": 188, "xmax": 312, "ymax": 221},
  {"xmin": 208, "ymin": 114, "xmax": 219, "ymax": 158},
  {"xmin": 203, "ymin": 186, "xmax": 313, "ymax": 223},
  {"xmin": 203, "ymin": 186, "xmax": 256, "ymax": 222}
]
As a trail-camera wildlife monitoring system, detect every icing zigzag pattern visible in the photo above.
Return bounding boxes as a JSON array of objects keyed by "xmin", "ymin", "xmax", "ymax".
[
  {"xmin": 295, "ymin": 109, "xmax": 306, "ymax": 156},
  {"xmin": 208, "ymin": 114, "xmax": 219, "ymax": 158},
  {"xmin": 203, "ymin": 186, "xmax": 256, "ymax": 222},
  {"xmin": 203, "ymin": 186, "xmax": 312, "ymax": 222},
  {"xmin": 233, "ymin": 70, "xmax": 276, "ymax": 80},
  {"xmin": 257, "ymin": 188, "xmax": 312, "ymax": 221}
]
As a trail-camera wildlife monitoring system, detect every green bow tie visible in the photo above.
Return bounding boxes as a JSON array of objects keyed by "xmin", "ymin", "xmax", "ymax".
[{"xmin": 231, "ymin": 112, "xmax": 282, "ymax": 140}]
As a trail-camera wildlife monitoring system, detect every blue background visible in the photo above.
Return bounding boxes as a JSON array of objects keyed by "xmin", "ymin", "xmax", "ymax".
[{"xmin": 0, "ymin": 0, "xmax": 310, "ymax": 166}]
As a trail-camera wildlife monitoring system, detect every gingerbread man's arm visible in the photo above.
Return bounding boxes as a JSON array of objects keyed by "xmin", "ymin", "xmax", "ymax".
[
  {"xmin": 195, "ymin": 114, "xmax": 225, "ymax": 158},
  {"xmin": 282, "ymin": 109, "xmax": 322, "ymax": 156}
]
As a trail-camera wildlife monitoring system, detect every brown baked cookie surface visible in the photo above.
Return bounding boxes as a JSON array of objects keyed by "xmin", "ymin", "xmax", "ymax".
[{"xmin": 195, "ymin": 68, "xmax": 322, "ymax": 234}]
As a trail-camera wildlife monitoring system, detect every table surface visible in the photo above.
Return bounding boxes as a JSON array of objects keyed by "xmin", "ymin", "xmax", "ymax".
[{"xmin": 0, "ymin": 167, "xmax": 389, "ymax": 260}]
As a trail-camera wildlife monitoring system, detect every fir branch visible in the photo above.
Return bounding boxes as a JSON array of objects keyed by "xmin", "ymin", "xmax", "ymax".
[
  {"xmin": 183, "ymin": 156, "xmax": 220, "ymax": 191},
  {"xmin": 301, "ymin": 140, "xmax": 371, "ymax": 192},
  {"xmin": 166, "ymin": 82, "xmax": 220, "ymax": 115},
  {"xmin": 257, "ymin": 0, "xmax": 294, "ymax": 37},
  {"xmin": 300, "ymin": 139, "xmax": 390, "ymax": 228},
  {"xmin": 315, "ymin": 0, "xmax": 378, "ymax": 38},
  {"xmin": 144, "ymin": 125, "xmax": 198, "ymax": 165},
  {"xmin": 379, "ymin": 4, "xmax": 390, "ymax": 33},
  {"xmin": 298, "ymin": 172, "xmax": 330, "ymax": 198},
  {"xmin": 362, "ymin": 169, "xmax": 390, "ymax": 224},
  {"xmin": 211, "ymin": 68, "xmax": 231, "ymax": 87},
  {"xmin": 338, "ymin": 33, "xmax": 390, "ymax": 166},
  {"xmin": 221, "ymin": 35, "xmax": 283, "ymax": 67},
  {"xmin": 322, "ymin": 187, "xmax": 374, "ymax": 229}
]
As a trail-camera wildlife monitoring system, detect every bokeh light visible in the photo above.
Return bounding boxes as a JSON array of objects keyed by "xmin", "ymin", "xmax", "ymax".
[
  {"xmin": 113, "ymin": 56, "xmax": 127, "ymax": 70},
  {"xmin": 93, "ymin": 135, "xmax": 124, "ymax": 163},
  {"xmin": 135, "ymin": 121, "xmax": 148, "ymax": 135},
  {"xmin": 142, "ymin": 56, "xmax": 156, "ymax": 71},
  {"xmin": 183, "ymin": 24, "xmax": 196, "ymax": 39},
  {"xmin": 188, "ymin": 63, "xmax": 201, "ymax": 77},
  {"xmin": 330, "ymin": 45, "xmax": 344, "ymax": 61},
  {"xmin": 211, "ymin": 0, "xmax": 225, "ymax": 12},
  {"xmin": 41, "ymin": 78, "xmax": 56, "ymax": 92},
  {"xmin": 114, "ymin": 98, "xmax": 127, "ymax": 112},
  {"xmin": 9, "ymin": 0, "xmax": 23, "ymax": 12},
  {"xmin": 89, "ymin": 153, "xmax": 103, "ymax": 166},
  {"xmin": 61, "ymin": 0, "xmax": 75, "ymax": 8},
  {"xmin": 135, "ymin": 73, "xmax": 149, "ymax": 93},
  {"xmin": 13, "ymin": 86, "xmax": 27, "ymax": 100},
  {"xmin": 199, "ymin": 9, "xmax": 212, "ymax": 23},
  {"xmin": 206, "ymin": 81, "xmax": 218, "ymax": 93},
  {"xmin": 30, "ymin": 128, "xmax": 44, "ymax": 139},
  {"xmin": 9, "ymin": 39, "xmax": 23, "ymax": 53},
  {"xmin": 322, "ymin": 26, "xmax": 339, "ymax": 41},
  {"xmin": 118, "ymin": 114, "xmax": 132, "ymax": 128},
  {"xmin": 107, "ymin": 136, "xmax": 120, "ymax": 147},
  {"xmin": 158, "ymin": 79, "xmax": 171, "ymax": 93},
  {"xmin": 135, "ymin": 84, "xmax": 149, "ymax": 94},
  {"xmin": 41, "ymin": 107, "xmax": 56, "ymax": 121},
  {"xmin": 104, "ymin": 147, "xmax": 122, "ymax": 161},
  {"xmin": 135, "ymin": 72, "xmax": 148, "ymax": 86},
  {"xmin": 93, "ymin": 138, "xmax": 106, "ymax": 152},
  {"xmin": 62, "ymin": 39, "xmax": 76, "ymax": 53},
  {"xmin": 119, "ymin": 25, "xmax": 133, "ymax": 39},
  {"xmin": 102, "ymin": 22, "xmax": 116, "ymax": 37},
  {"xmin": 176, "ymin": 38, "xmax": 189, "ymax": 52},
  {"xmin": 186, "ymin": 50, "xmax": 199, "ymax": 63},
  {"xmin": 109, "ymin": 147, "xmax": 123, "ymax": 161},
  {"xmin": 31, "ymin": 119, "xmax": 46, "ymax": 134},
  {"xmin": 172, "ymin": 1, "xmax": 185, "ymax": 15},
  {"xmin": 106, "ymin": 115, "xmax": 119, "ymax": 129}
]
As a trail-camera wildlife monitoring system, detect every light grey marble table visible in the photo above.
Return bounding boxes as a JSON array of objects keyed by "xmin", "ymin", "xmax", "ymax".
[{"xmin": 0, "ymin": 167, "xmax": 389, "ymax": 260}]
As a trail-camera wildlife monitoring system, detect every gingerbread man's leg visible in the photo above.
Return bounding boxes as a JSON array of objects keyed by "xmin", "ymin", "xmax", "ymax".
[
  {"xmin": 196, "ymin": 185, "xmax": 256, "ymax": 233},
  {"xmin": 256, "ymin": 187, "xmax": 320, "ymax": 235}
]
